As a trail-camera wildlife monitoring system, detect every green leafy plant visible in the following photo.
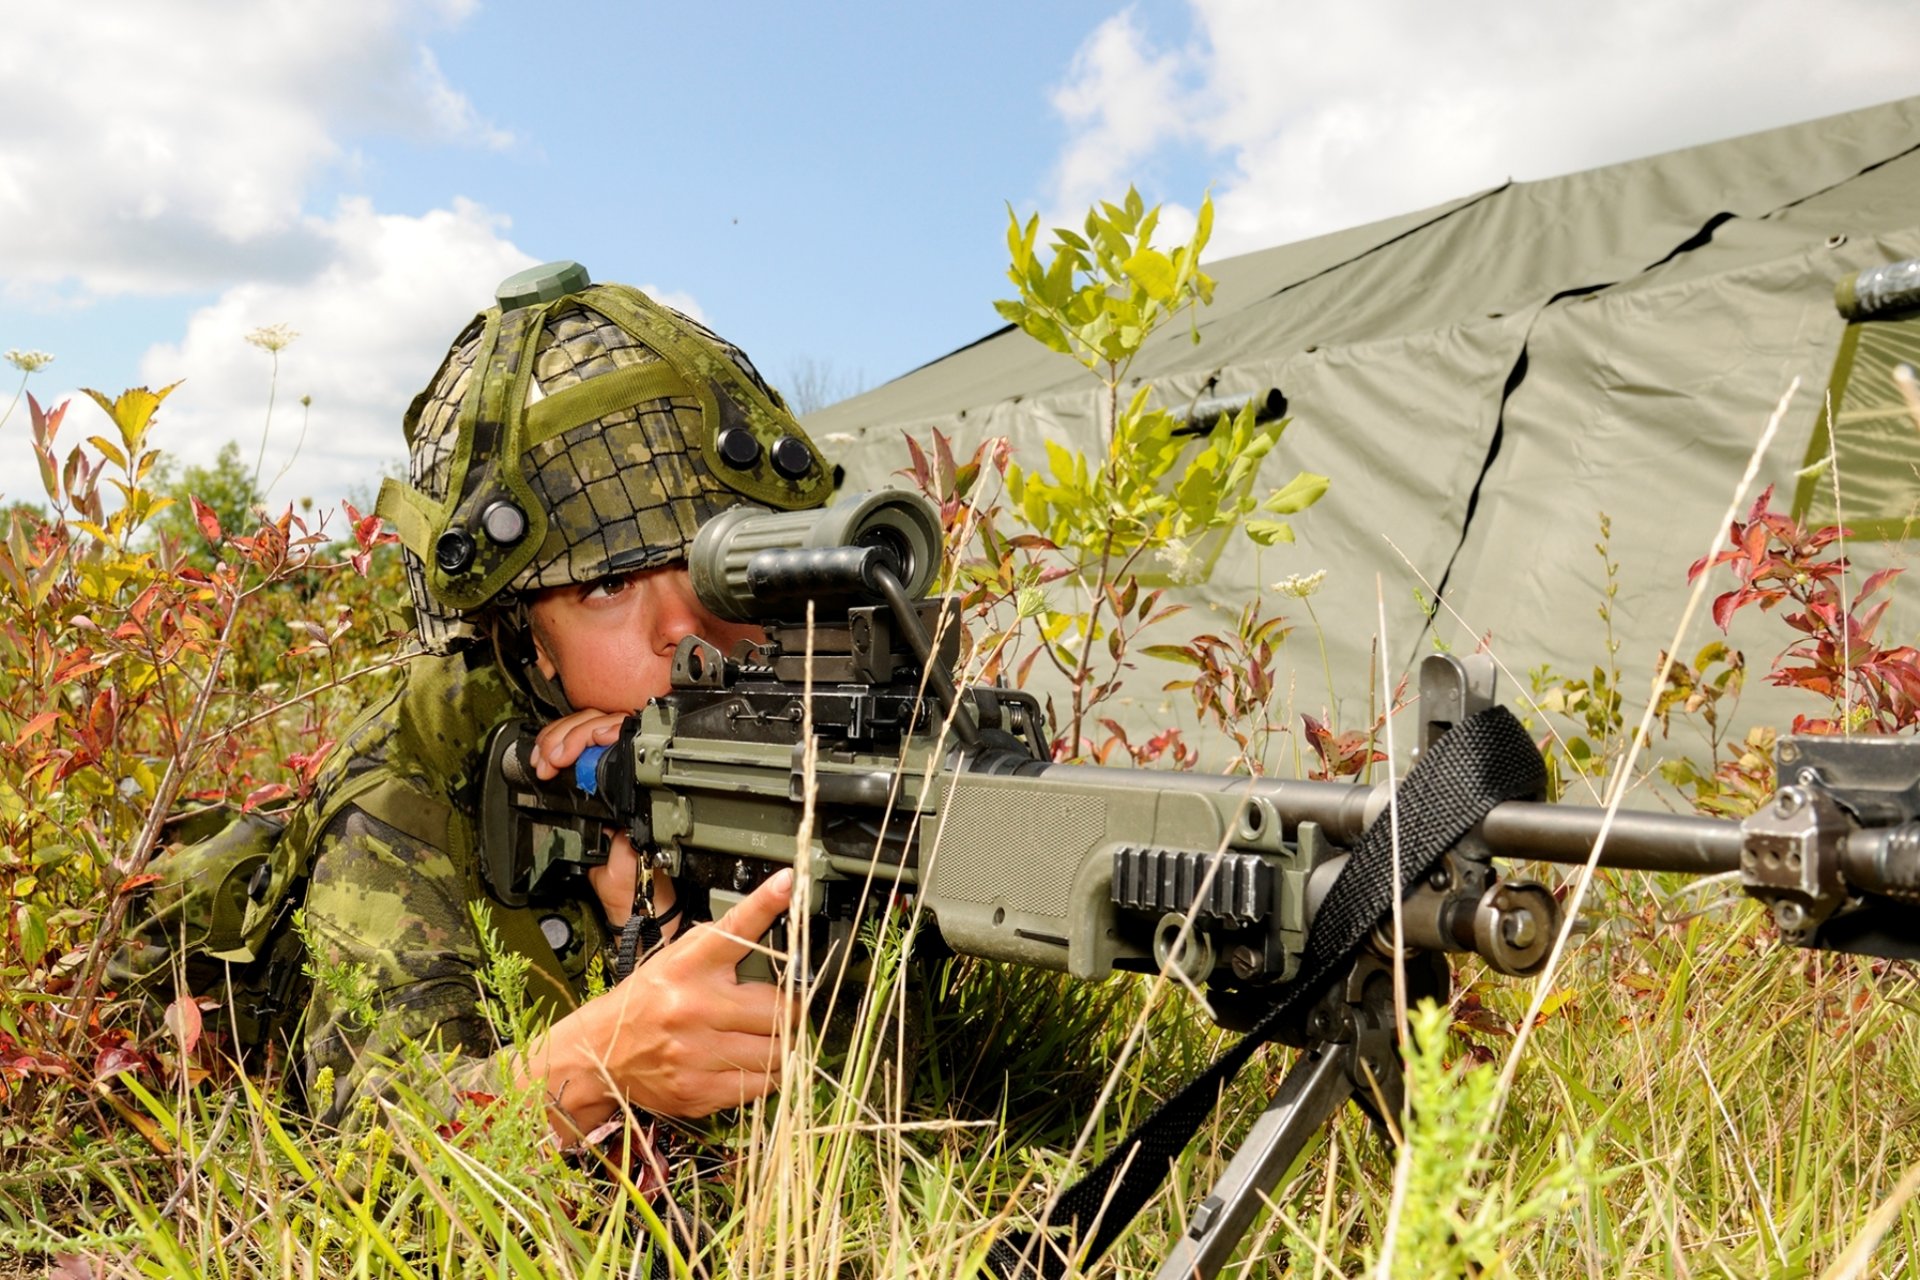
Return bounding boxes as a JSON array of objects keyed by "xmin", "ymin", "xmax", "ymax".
[
  {"xmin": 1367, "ymin": 1001, "xmax": 1593, "ymax": 1278},
  {"xmin": 918, "ymin": 189, "xmax": 1328, "ymax": 761},
  {"xmin": 0, "ymin": 383, "xmax": 405, "ymax": 1115}
]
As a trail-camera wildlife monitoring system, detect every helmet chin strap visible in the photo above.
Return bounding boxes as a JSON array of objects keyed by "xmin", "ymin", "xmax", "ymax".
[{"xmin": 487, "ymin": 599, "xmax": 575, "ymax": 718}]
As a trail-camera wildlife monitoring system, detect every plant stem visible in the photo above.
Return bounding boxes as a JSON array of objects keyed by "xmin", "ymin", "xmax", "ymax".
[
  {"xmin": 1304, "ymin": 598, "xmax": 1336, "ymax": 734},
  {"xmin": 67, "ymin": 569, "xmax": 254, "ymax": 1053},
  {"xmin": 0, "ymin": 371, "xmax": 27, "ymax": 433},
  {"xmin": 1066, "ymin": 542, "xmax": 1113, "ymax": 758},
  {"xmin": 251, "ymin": 351, "xmax": 280, "ymax": 493}
]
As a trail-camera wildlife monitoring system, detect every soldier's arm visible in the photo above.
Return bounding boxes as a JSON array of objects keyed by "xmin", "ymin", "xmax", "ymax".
[
  {"xmin": 304, "ymin": 791, "xmax": 794, "ymax": 1140},
  {"xmin": 516, "ymin": 851, "xmax": 795, "ymax": 1139}
]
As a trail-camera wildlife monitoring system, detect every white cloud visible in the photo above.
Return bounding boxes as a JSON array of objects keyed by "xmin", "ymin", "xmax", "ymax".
[
  {"xmin": 1048, "ymin": 0, "xmax": 1920, "ymax": 258},
  {"xmin": 130, "ymin": 198, "xmax": 535, "ymax": 511},
  {"xmin": 417, "ymin": 47, "xmax": 517, "ymax": 152},
  {"xmin": 1048, "ymin": 12, "xmax": 1191, "ymax": 222},
  {"xmin": 0, "ymin": 0, "xmax": 509, "ymax": 298},
  {"xmin": 110, "ymin": 223, "xmax": 715, "ymax": 514},
  {"xmin": 639, "ymin": 287, "xmax": 709, "ymax": 326}
]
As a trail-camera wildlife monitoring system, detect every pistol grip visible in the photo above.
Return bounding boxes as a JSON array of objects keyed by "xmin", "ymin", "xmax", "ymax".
[{"xmin": 708, "ymin": 887, "xmax": 784, "ymax": 985}]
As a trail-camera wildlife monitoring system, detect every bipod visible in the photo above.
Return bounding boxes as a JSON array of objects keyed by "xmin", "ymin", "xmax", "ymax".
[{"xmin": 1153, "ymin": 951, "xmax": 1442, "ymax": 1280}]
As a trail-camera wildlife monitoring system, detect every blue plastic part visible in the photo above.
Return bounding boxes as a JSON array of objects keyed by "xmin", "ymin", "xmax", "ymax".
[{"xmin": 575, "ymin": 745, "xmax": 607, "ymax": 796}]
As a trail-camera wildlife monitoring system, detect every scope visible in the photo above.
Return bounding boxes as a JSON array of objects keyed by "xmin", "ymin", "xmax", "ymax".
[{"xmin": 687, "ymin": 489, "xmax": 946, "ymax": 622}]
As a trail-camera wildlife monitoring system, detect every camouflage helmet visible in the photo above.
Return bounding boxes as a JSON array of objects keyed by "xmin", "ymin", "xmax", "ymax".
[{"xmin": 377, "ymin": 261, "xmax": 834, "ymax": 653}]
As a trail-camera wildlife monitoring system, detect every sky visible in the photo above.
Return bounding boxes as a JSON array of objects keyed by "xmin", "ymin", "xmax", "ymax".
[{"xmin": 3, "ymin": 0, "xmax": 1917, "ymax": 515}]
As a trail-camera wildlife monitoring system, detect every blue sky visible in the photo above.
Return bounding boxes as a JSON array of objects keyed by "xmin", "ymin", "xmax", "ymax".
[{"xmin": 3, "ymin": 0, "xmax": 1916, "ymax": 511}]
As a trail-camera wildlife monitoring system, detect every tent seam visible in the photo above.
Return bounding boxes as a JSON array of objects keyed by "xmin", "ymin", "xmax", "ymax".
[
  {"xmin": 1252, "ymin": 184, "xmax": 1512, "ymax": 308},
  {"xmin": 1765, "ymin": 138, "xmax": 1920, "ymax": 217}
]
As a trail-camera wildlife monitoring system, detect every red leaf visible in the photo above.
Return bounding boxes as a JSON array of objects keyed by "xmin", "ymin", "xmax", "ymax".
[
  {"xmin": 1301, "ymin": 713, "xmax": 1331, "ymax": 745},
  {"xmin": 0, "ymin": 1050, "xmax": 70, "ymax": 1079},
  {"xmin": 1856, "ymin": 598, "xmax": 1892, "ymax": 643},
  {"xmin": 342, "ymin": 501, "xmax": 391, "ymax": 554},
  {"xmin": 188, "ymin": 495, "xmax": 223, "ymax": 545},
  {"xmin": 901, "ymin": 435, "xmax": 931, "ymax": 490},
  {"xmin": 242, "ymin": 782, "xmax": 293, "ymax": 812},
  {"xmin": 51, "ymin": 647, "xmax": 103, "ymax": 685},
  {"xmin": 116, "ymin": 873, "xmax": 163, "ymax": 895},
  {"xmin": 87, "ymin": 688, "xmax": 119, "ymax": 745},
  {"xmin": 285, "ymin": 741, "xmax": 335, "ymax": 785},
  {"xmin": 1858, "ymin": 566, "xmax": 1903, "ymax": 602},
  {"xmin": 126, "ymin": 583, "xmax": 164, "ymax": 625},
  {"xmin": 932, "ymin": 430, "xmax": 957, "ymax": 496},
  {"xmin": 13, "ymin": 710, "xmax": 58, "ymax": 747},
  {"xmin": 164, "ymin": 994, "xmax": 204, "ymax": 1056},
  {"xmin": 92, "ymin": 1044, "xmax": 146, "ymax": 1081},
  {"xmin": 1710, "ymin": 590, "xmax": 1739, "ymax": 633},
  {"xmin": 29, "ymin": 391, "xmax": 68, "ymax": 445}
]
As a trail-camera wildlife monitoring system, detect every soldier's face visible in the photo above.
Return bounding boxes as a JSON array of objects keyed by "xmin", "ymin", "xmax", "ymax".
[{"xmin": 528, "ymin": 567, "xmax": 761, "ymax": 711}]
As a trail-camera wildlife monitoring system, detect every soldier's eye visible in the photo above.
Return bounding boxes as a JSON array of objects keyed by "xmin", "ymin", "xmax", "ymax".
[{"xmin": 582, "ymin": 573, "xmax": 636, "ymax": 602}]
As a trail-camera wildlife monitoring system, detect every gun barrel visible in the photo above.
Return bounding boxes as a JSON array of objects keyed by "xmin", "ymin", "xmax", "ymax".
[{"xmin": 1481, "ymin": 802, "xmax": 1745, "ymax": 874}]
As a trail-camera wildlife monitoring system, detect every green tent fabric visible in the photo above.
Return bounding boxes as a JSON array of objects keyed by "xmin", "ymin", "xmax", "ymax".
[{"xmin": 808, "ymin": 95, "xmax": 1920, "ymax": 763}]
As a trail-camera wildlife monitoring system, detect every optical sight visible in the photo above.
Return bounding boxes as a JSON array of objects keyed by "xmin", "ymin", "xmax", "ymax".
[{"xmin": 688, "ymin": 489, "xmax": 946, "ymax": 622}]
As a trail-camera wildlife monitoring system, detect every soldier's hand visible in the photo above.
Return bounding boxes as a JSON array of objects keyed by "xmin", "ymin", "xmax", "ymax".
[
  {"xmin": 528, "ymin": 709, "xmax": 628, "ymax": 780},
  {"xmin": 526, "ymin": 869, "xmax": 795, "ymax": 1126},
  {"xmin": 529, "ymin": 714, "xmax": 671, "ymax": 931},
  {"xmin": 586, "ymin": 834, "xmax": 655, "ymax": 929}
]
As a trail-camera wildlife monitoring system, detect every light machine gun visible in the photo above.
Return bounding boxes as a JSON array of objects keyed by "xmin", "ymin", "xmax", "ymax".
[{"xmin": 478, "ymin": 489, "xmax": 1920, "ymax": 1279}]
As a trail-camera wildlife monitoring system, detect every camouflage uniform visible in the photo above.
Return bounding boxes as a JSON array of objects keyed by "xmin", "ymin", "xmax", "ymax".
[
  {"xmin": 297, "ymin": 266, "xmax": 829, "ymax": 1122},
  {"xmin": 298, "ymin": 650, "xmax": 604, "ymax": 1123}
]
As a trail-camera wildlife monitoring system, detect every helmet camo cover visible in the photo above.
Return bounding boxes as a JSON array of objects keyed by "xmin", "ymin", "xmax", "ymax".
[{"xmin": 378, "ymin": 264, "xmax": 833, "ymax": 652}]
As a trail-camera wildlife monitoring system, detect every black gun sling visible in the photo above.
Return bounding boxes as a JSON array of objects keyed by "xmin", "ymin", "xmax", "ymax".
[{"xmin": 984, "ymin": 705, "xmax": 1546, "ymax": 1278}]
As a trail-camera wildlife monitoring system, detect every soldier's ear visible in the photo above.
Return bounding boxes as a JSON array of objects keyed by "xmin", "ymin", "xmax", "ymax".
[
  {"xmin": 530, "ymin": 622, "xmax": 559, "ymax": 682},
  {"xmin": 521, "ymin": 597, "xmax": 560, "ymax": 682}
]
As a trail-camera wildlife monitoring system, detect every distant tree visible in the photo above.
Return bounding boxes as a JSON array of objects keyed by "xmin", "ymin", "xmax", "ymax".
[
  {"xmin": 783, "ymin": 356, "xmax": 867, "ymax": 416},
  {"xmin": 2, "ymin": 498, "xmax": 47, "ymax": 526}
]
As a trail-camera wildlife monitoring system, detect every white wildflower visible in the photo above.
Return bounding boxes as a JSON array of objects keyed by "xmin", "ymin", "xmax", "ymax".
[
  {"xmin": 1154, "ymin": 538, "xmax": 1199, "ymax": 579},
  {"xmin": 5, "ymin": 349, "xmax": 54, "ymax": 373},
  {"xmin": 245, "ymin": 323, "xmax": 300, "ymax": 353},
  {"xmin": 1272, "ymin": 569, "xmax": 1328, "ymax": 599}
]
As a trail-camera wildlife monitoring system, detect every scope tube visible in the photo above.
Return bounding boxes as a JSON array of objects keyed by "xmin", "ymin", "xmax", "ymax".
[{"xmin": 688, "ymin": 489, "xmax": 945, "ymax": 621}]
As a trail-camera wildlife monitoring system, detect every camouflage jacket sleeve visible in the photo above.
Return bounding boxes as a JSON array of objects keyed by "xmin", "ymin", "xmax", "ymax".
[{"xmin": 299, "ymin": 803, "xmax": 507, "ymax": 1126}]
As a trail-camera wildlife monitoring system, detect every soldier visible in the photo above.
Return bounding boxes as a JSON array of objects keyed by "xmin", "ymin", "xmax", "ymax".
[{"xmin": 300, "ymin": 260, "xmax": 835, "ymax": 1137}]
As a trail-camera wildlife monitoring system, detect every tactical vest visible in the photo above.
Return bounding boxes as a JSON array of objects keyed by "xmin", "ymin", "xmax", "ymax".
[{"xmin": 111, "ymin": 648, "xmax": 597, "ymax": 1060}]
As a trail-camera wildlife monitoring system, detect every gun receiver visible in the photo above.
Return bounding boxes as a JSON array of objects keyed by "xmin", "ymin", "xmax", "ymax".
[{"xmin": 480, "ymin": 489, "xmax": 1920, "ymax": 1278}]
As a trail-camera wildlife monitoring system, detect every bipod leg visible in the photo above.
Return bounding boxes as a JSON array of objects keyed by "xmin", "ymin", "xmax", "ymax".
[{"xmin": 1153, "ymin": 957, "xmax": 1406, "ymax": 1280}]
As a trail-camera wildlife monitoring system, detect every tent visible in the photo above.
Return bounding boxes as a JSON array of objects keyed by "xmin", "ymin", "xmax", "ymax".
[{"xmin": 805, "ymin": 95, "xmax": 1920, "ymax": 766}]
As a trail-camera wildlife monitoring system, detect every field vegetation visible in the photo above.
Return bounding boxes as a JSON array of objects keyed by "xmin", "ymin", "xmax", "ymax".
[{"xmin": 0, "ymin": 196, "xmax": 1917, "ymax": 1279}]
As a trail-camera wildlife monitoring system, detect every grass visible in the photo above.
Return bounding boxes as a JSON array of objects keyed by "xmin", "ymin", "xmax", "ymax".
[{"xmin": 4, "ymin": 869, "xmax": 1918, "ymax": 1278}]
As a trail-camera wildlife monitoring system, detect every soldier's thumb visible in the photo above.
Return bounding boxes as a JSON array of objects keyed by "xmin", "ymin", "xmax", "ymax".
[{"xmin": 707, "ymin": 868, "xmax": 794, "ymax": 964}]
